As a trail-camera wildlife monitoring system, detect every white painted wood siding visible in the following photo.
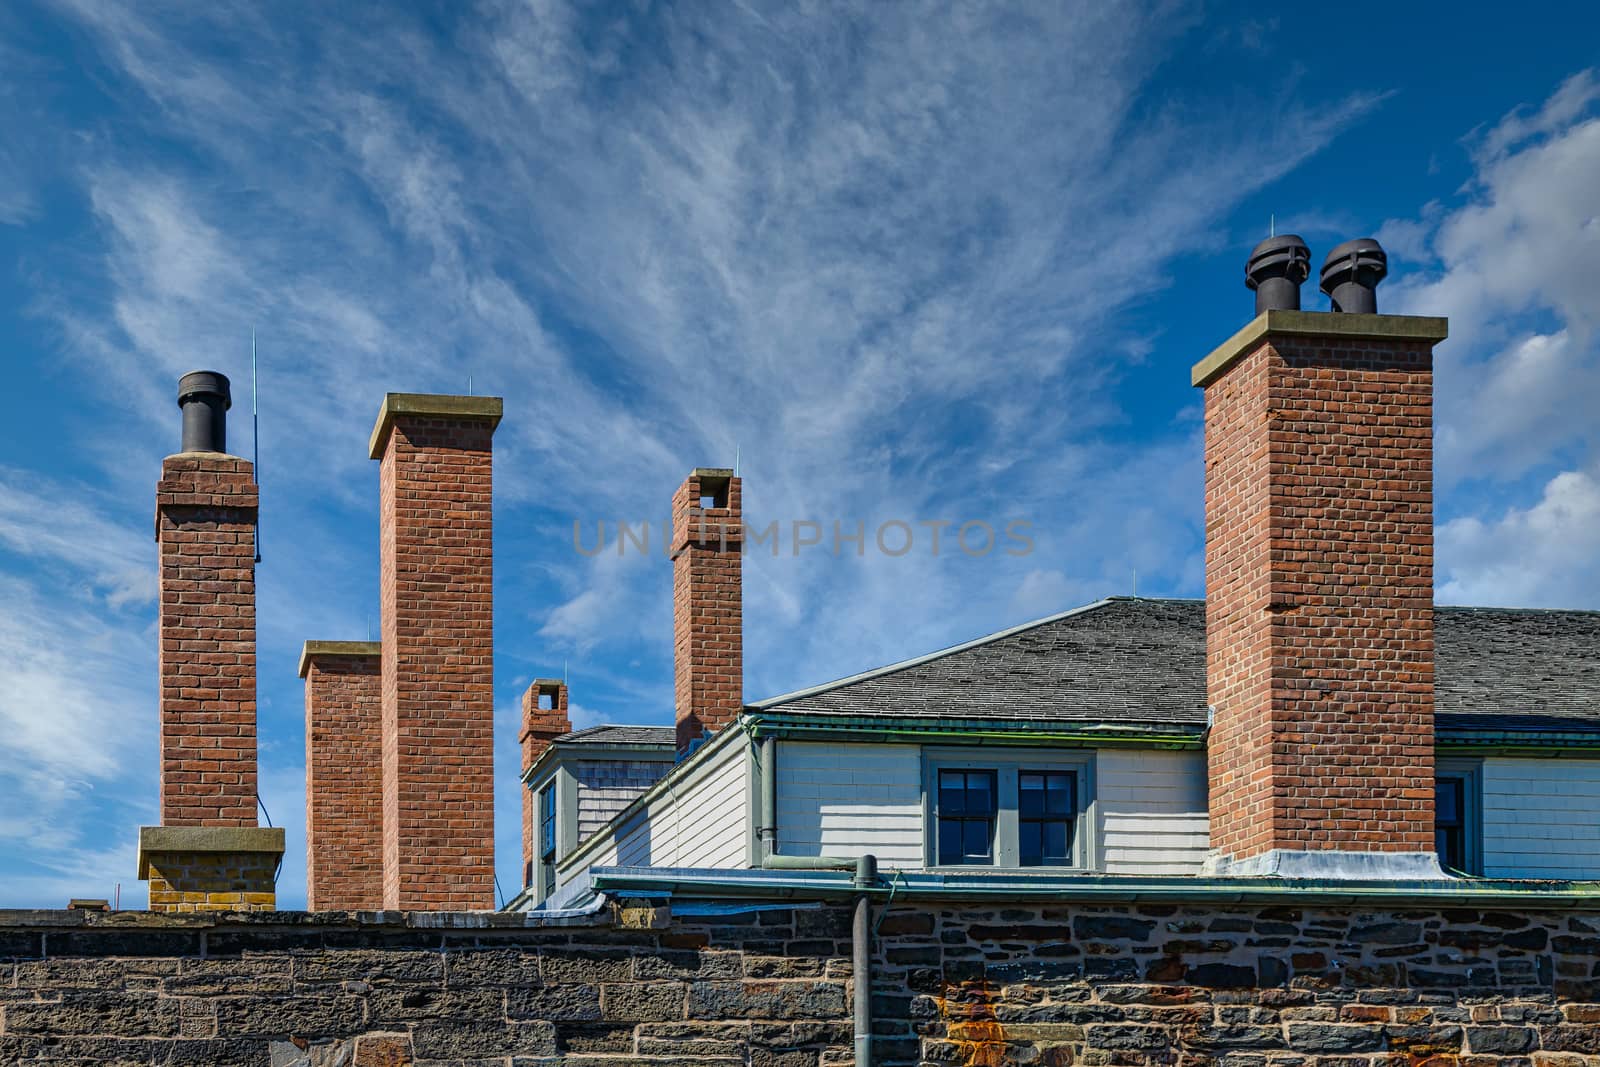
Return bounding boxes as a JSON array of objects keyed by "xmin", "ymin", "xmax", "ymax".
[
  {"xmin": 556, "ymin": 732, "xmax": 750, "ymax": 892},
  {"xmin": 775, "ymin": 742, "xmax": 926, "ymax": 867},
  {"xmin": 775, "ymin": 742, "xmax": 1209, "ymax": 873},
  {"xmin": 1096, "ymin": 749, "xmax": 1210, "ymax": 875},
  {"xmin": 1482, "ymin": 757, "xmax": 1600, "ymax": 879}
]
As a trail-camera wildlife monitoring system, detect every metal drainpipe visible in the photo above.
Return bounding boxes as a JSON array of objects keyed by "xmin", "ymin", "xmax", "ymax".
[
  {"xmin": 761, "ymin": 734, "xmax": 778, "ymax": 860},
  {"xmin": 853, "ymin": 854, "xmax": 877, "ymax": 1067}
]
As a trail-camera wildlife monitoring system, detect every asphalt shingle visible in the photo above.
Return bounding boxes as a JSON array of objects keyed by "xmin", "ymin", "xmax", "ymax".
[
  {"xmin": 757, "ymin": 597, "xmax": 1600, "ymax": 730},
  {"xmin": 555, "ymin": 725, "xmax": 676, "ymax": 746}
]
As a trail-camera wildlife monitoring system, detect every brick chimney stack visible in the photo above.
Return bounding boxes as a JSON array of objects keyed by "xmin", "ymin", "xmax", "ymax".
[
  {"xmin": 371, "ymin": 393, "xmax": 502, "ymax": 910},
  {"xmin": 138, "ymin": 371, "xmax": 284, "ymax": 912},
  {"xmin": 300, "ymin": 641, "xmax": 383, "ymax": 911},
  {"xmin": 1196, "ymin": 243, "xmax": 1449, "ymax": 878},
  {"xmin": 520, "ymin": 680, "xmax": 570, "ymax": 889},
  {"xmin": 671, "ymin": 468, "xmax": 743, "ymax": 757}
]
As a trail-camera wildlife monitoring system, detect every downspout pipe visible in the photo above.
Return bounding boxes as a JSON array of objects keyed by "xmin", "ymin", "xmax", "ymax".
[
  {"xmin": 757, "ymin": 852, "xmax": 877, "ymax": 1063},
  {"xmin": 853, "ymin": 854, "xmax": 878, "ymax": 1067},
  {"xmin": 761, "ymin": 854, "xmax": 856, "ymax": 870},
  {"xmin": 760, "ymin": 735, "xmax": 778, "ymax": 861}
]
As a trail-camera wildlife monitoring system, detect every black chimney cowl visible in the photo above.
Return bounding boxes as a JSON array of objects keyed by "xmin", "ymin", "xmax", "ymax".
[
  {"xmin": 1245, "ymin": 235, "xmax": 1311, "ymax": 314},
  {"xmin": 1320, "ymin": 238, "xmax": 1388, "ymax": 314},
  {"xmin": 177, "ymin": 371, "xmax": 231, "ymax": 454}
]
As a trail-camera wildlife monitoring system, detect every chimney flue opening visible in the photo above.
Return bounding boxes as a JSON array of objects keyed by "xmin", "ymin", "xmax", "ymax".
[
  {"xmin": 177, "ymin": 370, "xmax": 232, "ymax": 454},
  {"xmin": 1320, "ymin": 237, "xmax": 1387, "ymax": 314},
  {"xmin": 1245, "ymin": 234, "xmax": 1311, "ymax": 314}
]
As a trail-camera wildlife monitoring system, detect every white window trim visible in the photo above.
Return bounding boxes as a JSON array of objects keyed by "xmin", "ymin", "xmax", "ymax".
[{"xmin": 922, "ymin": 747, "xmax": 1097, "ymax": 872}]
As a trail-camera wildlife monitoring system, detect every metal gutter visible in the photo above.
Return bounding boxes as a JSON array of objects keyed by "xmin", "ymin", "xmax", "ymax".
[
  {"xmin": 745, "ymin": 713, "xmax": 1600, "ymax": 754},
  {"xmin": 1436, "ymin": 732, "xmax": 1600, "ymax": 754},
  {"xmin": 586, "ymin": 866, "xmax": 1600, "ymax": 908},
  {"xmin": 744, "ymin": 711, "xmax": 1206, "ymax": 750}
]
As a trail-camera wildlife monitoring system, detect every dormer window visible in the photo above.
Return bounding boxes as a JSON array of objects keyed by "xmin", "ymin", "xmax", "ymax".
[{"xmin": 926, "ymin": 750, "xmax": 1094, "ymax": 870}]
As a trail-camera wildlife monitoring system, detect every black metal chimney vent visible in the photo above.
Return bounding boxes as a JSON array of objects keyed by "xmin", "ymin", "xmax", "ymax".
[
  {"xmin": 1245, "ymin": 235, "xmax": 1311, "ymax": 314},
  {"xmin": 1320, "ymin": 238, "xmax": 1387, "ymax": 314},
  {"xmin": 177, "ymin": 371, "xmax": 231, "ymax": 454}
]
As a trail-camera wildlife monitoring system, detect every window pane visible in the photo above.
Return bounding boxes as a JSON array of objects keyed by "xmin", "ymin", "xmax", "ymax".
[
  {"xmin": 939, "ymin": 771, "xmax": 966, "ymax": 817},
  {"xmin": 1437, "ymin": 826, "xmax": 1464, "ymax": 871},
  {"xmin": 1436, "ymin": 778, "xmax": 1462, "ymax": 825},
  {"xmin": 1046, "ymin": 773, "xmax": 1074, "ymax": 817},
  {"xmin": 1019, "ymin": 821, "xmax": 1042, "ymax": 866},
  {"xmin": 938, "ymin": 819, "xmax": 963, "ymax": 866},
  {"xmin": 964, "ymin": 818, "xmax": 992, "ymax": 862},
  {"xmin": 967, "ymin": 772, "xmax": 996, "ymax": 816},
  {"xmin": 1019, "ymin": 774, "xmax": 1045, "ymax": 818},
  {"xmin": 1043, "ymin": 820, "xmax": 1071, "ymax": 864}
]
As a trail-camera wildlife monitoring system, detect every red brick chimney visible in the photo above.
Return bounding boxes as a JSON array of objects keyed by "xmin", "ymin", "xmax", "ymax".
[
  {"xmin": 138, "ymin": 371, "xmax": 284, "ymax": 911},
  {"xmin": 300, "ymin": 641, "xmax": 383, "ymax": 911},
  {"xmin": 371, "ymin": 393, "xmax": 502, "ymax": 910},
  {"xmin": 1196, "ymin": 247, "xmax": 1448, "ymax": 878},
  {"xmin": 519, "ymin": 679, "xmax": 570, "ymax": 890},
  {"xmin": 671, "ymin": 468, "xmax": 743, "ymax": 757}
]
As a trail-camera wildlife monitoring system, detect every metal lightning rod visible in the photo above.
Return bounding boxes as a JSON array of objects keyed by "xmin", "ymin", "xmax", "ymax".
[{"xmin": 252, "ymin": 330, "xmax": 262, "ymax": 564}]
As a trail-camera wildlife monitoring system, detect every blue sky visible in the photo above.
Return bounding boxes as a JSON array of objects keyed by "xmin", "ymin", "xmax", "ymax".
[{"xmin": 0, "ymin": 2, "xmax": 1597, "ymax": 908}]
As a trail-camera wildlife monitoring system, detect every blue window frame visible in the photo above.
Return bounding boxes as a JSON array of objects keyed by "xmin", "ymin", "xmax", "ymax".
[
  {"xmin": 926, "ymin": 750, "xmax": 1094, "ymax": 870},
  {"xmin": 539, "ymin": 782, "xmax": 557, "ymax": 898},
  {"xmin": 937, "ymin": 770, "xmax": 997, "ymax": 865},
  {"xmin": 1018, "ymin": 770, "xmax": 1077, "ymax": 867},
  {"xmin": 1434, "ymin": 759, "xmax": 1482, "ymax": 876}
]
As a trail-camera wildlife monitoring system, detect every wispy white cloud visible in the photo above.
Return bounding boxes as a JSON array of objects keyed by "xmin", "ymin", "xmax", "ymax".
[
  {"xmin": 10, "ymin": 0, "xmax": 1395, "ymax": 901},
  {"xmin": 0, "ymin": 469, "xmax": 155, "ymax": 607},
  {"xmin": 0, "ymin": 573, "xmax": 154, "ymax": 854},
  {"xmin": 1377, "ymin": 70, "xmax": 1600, "ymax": 607},
  {"xmin": 1439, "ymin": 466, "xmax": 1600, "ymax": 607},
  {"xmin": 1388, "ymin": 70, "xmax": 1600, "ymax": 488}
]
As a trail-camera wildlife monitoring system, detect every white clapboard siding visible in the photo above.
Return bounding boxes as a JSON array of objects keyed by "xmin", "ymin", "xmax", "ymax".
[
  {"xmin": 1482, "ymin": 757, "xmax": 1600, "ymax": 880},
  {"xmin": 1096, "ymin": 749, "xmax": 1210, "ymax": 874},
  {"xmin": 775, "ymin": 742, "xmax": 926, "ymax": 867},
  {"xmin": 556, "ymin": 732, "xmax": 750, "ymax": 891}
]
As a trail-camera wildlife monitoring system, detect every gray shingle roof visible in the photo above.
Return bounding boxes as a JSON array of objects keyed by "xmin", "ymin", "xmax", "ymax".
[
  {"xmin": 755, "ymin": 597, "xmax": 1600, "ymax": 731},
  {"xmin": 555, "ymin": 725, "xmax": 676, "ymax": 747}
]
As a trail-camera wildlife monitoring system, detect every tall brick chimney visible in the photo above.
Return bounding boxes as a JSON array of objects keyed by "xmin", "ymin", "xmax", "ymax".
[
  {"xmin": 519, "ymin": 680, "xmax": 570, "ymax": 890},
  {"xmin": 300, "ymin": 641, "xmax": 383, "ymax": 911},
  {"xmin": 1195, "ymin": 241, "xmax": 1449, "ymax": 878},
  {"xmin": 371, "ymin": 393, "xmax": 502, "ymax": 910},
  {"xmin": 138, "ymin": 371, "xmax": 284, "ymax": 912},
  {"xmin": 671, "ymin": 468, "xmax": 743, "ymax": 757}
]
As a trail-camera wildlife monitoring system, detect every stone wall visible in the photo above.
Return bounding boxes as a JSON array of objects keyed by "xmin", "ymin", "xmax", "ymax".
[{"xmin": 3, "ymin": 897, "xmax": 1599, "ymax": 1065}]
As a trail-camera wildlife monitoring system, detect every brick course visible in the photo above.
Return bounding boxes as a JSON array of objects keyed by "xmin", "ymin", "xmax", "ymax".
[
  {"xmin": 143, "ymin": 851, "xmax": 277, "ymax": 914},
  {"xmin": 375, "ymin": 399, "xmax": 500, "ymax": 910},
  {"xmin": 154, "ymin": 452, "xmax": 260, "ymax": 828},
  {"xmin": 1202, "ymin": 330, "xmax": 1437, "ymax": 861},
  {"xmin": 672, "ymin": 469, "xmax": 744, "ymax": 756},
  {"xmin": 301, "ymin": 644, "xmax": 383, "ymax": 911}
]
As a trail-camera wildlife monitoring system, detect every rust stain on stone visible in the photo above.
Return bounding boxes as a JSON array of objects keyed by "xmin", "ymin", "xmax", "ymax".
[{"xmin": 936, "ymin": 973, "xmax": 1008, "ymax": 1066}]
